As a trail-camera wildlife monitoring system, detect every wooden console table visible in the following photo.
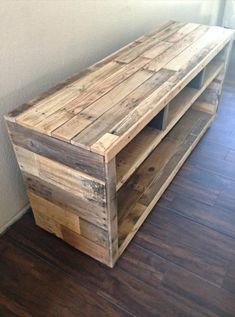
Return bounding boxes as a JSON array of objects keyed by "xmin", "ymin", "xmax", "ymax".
[{"xmin": 5, "ymin": 21, "xmax": 233, "ymax": 267}]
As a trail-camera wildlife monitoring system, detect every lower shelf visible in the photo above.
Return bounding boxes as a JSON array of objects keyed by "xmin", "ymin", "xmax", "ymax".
[{"xmin": 117, "ymin": 106, "xmax": 214, "ymax": 255}]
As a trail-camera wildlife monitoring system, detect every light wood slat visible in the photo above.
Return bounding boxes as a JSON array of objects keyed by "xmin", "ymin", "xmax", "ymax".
[
  {"xmin": 136, "ymin": 20, "xmax": 176, "ymax": 42},
  {"xmin": 144, "ymin": 25, "xmax": 209, "ymax": 72},
  {"xmin": 104, "ymin": 158, "xmax": 119, "ymax": 267},
  {"xmin": 32, "ymin": 58, "xmax": 151, "ymax": 137},
  {"xmin": 165, "ymin": 27, "xmax": 230, "ymax": 72},
  {"xmin": 34, "ymin": 109, "xmax": 75, "ymax": 134},
  {"xmin": 141, "ymin": 42, "xmax": 173, "ymax": 59},
  {"xmin": 91, "ymin": 133, "xmax": 119, "ymax": 154},
  {"xmin": 6, "ymin": 120, "xmax": 106, "ymax": 180},
  {"xmin": 71, "ymin": 68, "xmax": 174, "ymax": 149},
  {"xmin": 50, "ymin": 69, "xmax": 153, "ymax": 140},
  {"xmin": 16, "ymin": 61, "xmax": 121, "ymax": 127},
  {"xmin": 164, "ymin": 22, "xmax": 200, "ymax": 43},
  {"xmin": 149, "ymin": 21, "xmax": 185, "ymax": 41},
  {"xmin": 118, "ymin": 108, "xmax": 214, "ymax": 254},
  {"xmin": 115, "ymin": 60, "xmax": 224, "ymax": 190},
  {"xmin": 14, "ymin": 146, "xmax": 106, "ymax": 207},
  {"xmin": 23, "ymin": 172, "xmax": 108, "ymax": 229},
  {"xmin": 29, "ymin": 190, "xmax": 109, "ymax": 247},
  {"xmin": 64, "ymin": 57, "xmax": 150, "ymax": 113},
  {"xmin": 116, "ymin": 22, "xmax": 184, "ymax": 63},
  {"xmin": 115, "ymin": 38, "xmax": 170, "ymax": 64},
  {"xmin": 116, "ymin": 127, "xmax": 160, "ymax": 190},
  {"xmin": 61, "ymin": 225, "xmax": 110, "ymax": 265},
  {"xmin": 28, "ymin": 191, "xmax": 81, "ymax": 235},
  {"xmin": 34, "ymin": 204, "xmax": 110, "ymax": 264}
]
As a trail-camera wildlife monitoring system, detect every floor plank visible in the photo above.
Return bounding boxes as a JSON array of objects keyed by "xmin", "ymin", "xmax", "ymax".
[
  {"xmin": 159, "ymin": 191, "xmax": 235, "ymax": 239},
  {"xmin": 134, "ymin": 206, "xmax": 235, "ymax": 286},
  {"xmin": 0, "ymin": 236, "xmax": 130, "ymax": 317}
]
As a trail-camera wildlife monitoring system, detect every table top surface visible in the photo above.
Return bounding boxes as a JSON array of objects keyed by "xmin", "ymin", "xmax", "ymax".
[{"xmin": 7, "ymin": 21, "xmax": 233, "ymax": 160}]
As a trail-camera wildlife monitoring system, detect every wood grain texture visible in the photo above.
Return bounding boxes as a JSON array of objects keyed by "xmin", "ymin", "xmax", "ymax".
[
  {"xmin": 23, "ymin": 172, "xmax": 108, "ymax": 229},
  {"xmin": 6, "ymin": 121, "xmax": 105, "ymax": 180},
  {"xmin": 104, "ymin": 158, "xmax": 119, "ymax": 267},
  {"xmin": 14, "ymin": 146, "xmax": 106, "ymax": 207},
  {"xmin": 71, "ymin": 68, "xmax": 175, "ymax": 151}
]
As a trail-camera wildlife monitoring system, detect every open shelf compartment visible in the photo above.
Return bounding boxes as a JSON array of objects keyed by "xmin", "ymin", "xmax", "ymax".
[
  {"xmin": 117, "ymin": 104, "xmax": 214, "ymax": 255},
  {"xmin": 116, "ymin": 59, "xmax": 224, "ymax": 191}
]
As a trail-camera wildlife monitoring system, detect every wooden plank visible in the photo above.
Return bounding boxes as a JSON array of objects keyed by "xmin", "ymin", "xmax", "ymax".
[
  {"xmin": 165, "ymin": 27, "xmax": 230, "ymax": 72},
  {"xmin": 195, "ymin": 40, "xmax": 233, "ymax": 114},
  {"xmin": 145, "ymin": 25, "xmax": 209, "ymax": 72},
  {"xmin": 33, "ymin": 109, "xmax": 75, "ymax": 135},
  {"xmin": 28, "ymin": 191, "xmax": 81, "ymax": 235},
  {"xmin": 33, "ymin": 208, "xmax": 63, "ymax": 238},
  {"xmin": 61, "ymin": 225, "xmax": 110, "ymax": 266},
  {"xmin": 116, "ymin": 38, "xmax": 171, "ymax": 64},
  {"xmin": 118, "ymin": 138, "xmax": 181, "ymax": 221},
  {"xmin": 149, "ymin": 21, "xmax": 186, "ymax": 41},
  {"xmin": 141, "ymin": 42, "xmax": 172, "ymax": 59},
  {"xmin": 104, "ymin": 159, "xmax": 119, "ymax": 267},
  {"xmin": 51, "ymin": 69, "xmax": 153, "ymax": 140},
  {"xmin": 4, "ymin": 67, "xmax": 93, "ymax": 122},
  {"xmin": 164, "ymin": 22, "xmax": 200, "ymax": 43},
  {"xmin": 64, "ymin": 57, "xmax": 150, "ymax": 114},
  {"xmin": 16, "ymin": 61, "xmax": 122, "ymax": 127},
  {"xmin": 6, "ymin": 121, "xmax": 105, "ymax": 180},
  {"xmin": 116, "ymin": 21, "xmax": 184, "ymax": 63},
  {"xmin": 168, "ymin": 62, "xmax": 224, "ymax": 120},
  {"xmin": 23, "ymin": 172, "xmax": 108, "ymax": 229},
  {"xmin": 91, "ymin": 133, "xmax": 119, "ymax": 155},
  {"xmin": 116, "ymin": 127, "xmax": 161, "ymax": 190},
  {"xmin": 14, "ymin": 146, "xmax": 106, "ymax": 207},
  {"xmin": 79, "ymin": 217, "xmax": 109, "ymax": 248},
  {"xmin": 118, "ymin": 108, "xmax": 214, "ymax": 254},
  {"xmin": 71, "ymin": 68, "xmax": 174, "ymax": 150},
  {"xmin": 192, "ymin": 101, "xmax": 216, "ymax": 114},
  {"xmin": 29, "ymin": 191, "xmax": 109, "ymax": 247},
  {"xmin": 33, "ymin": 210, "xmax": 110, "ymax": 265},
  {"xmin": 136, "ymin": 20, "xmax": 176, "ymax": 42}
]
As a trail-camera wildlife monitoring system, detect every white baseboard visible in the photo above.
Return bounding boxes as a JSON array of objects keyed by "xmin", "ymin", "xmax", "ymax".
[{"xmin": 0, "ymin": 203, "xmax": 30, "ymax": 235}]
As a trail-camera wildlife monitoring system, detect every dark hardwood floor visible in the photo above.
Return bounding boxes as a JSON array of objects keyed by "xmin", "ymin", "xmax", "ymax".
[{"xmin": 1, "ymin": 65, "xmax": 235, "ymax": 316}]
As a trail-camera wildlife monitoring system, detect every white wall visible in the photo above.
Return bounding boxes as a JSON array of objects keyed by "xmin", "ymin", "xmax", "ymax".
[{"xmin": 0, "ymin": 0, "xmax": 222, "ymax": 232}]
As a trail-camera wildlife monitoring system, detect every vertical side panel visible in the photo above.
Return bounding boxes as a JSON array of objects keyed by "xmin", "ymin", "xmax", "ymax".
[
  {"xmin": 5, "ymin": 119, "xmax": 112, "ymax": 266},
  {"xmin": 105, "ymin": 158, "xmax": 118, "ymax": 267},
  {"xmin": 193, "ymin": 39, "xmax": 233, "ymax": 114}
]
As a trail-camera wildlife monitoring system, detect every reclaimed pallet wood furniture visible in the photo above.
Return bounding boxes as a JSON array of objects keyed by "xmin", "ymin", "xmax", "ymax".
[{"xmin": 5, "ymin": 21, "xmax": 234, "ymax": 267}]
